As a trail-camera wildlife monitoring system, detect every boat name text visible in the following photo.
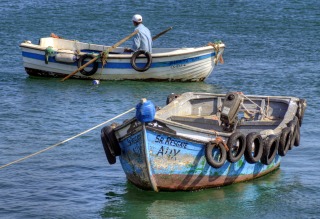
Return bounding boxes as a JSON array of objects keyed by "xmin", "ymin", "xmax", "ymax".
[
  {"xmin": 126, "ymin": 134, "xmax": 141, "ymax": 146},
  {"xmin": 155, "ymin": 135, "xmax": 188, "ymax": 149},
  {"xmin": 156, "ymin": 146, "xmax": 180, "ymax": 159}
]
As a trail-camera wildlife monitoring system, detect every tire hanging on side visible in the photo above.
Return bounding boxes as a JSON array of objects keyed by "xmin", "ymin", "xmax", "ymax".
[
  {"xmin": 288, "ymin": 116, "xmax": 300, "ymax": 147},
  {"xmin": 100, "ymin": 126, "xmax": 121, "ymax": 164},
  {"xmin": 296, "ymin": 99, "xmax": 306, "ymax": 126},
  {"xmin": 226, "ymin": 132, "xmax": 246, "ymax": 163},
  {"xmin": 205, "ymin": 141, "xmax": 227, "ymax": 168},
  {"xmin": 261, "ymin": 135, "xmax": 279, "ymax": 165},
  {"xmin": 130, "ymin": 50, "xmax": 152, "ymax": 72},
  {"xmin": 278, "ymin": 127, "xmax": 292, "ymax": 156},
  {"xmin": 78, "ymin": 54, "xmax": 99, "ymax": 76},
  {"xmin": 244, "ymin": 132, "xmax": 263, "ymax": 164}
]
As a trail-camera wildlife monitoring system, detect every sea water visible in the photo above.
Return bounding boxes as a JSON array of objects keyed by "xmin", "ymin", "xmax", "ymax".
[{"xmin": 0, "ymin": 0, "xmax": 319, "ymax": 218}]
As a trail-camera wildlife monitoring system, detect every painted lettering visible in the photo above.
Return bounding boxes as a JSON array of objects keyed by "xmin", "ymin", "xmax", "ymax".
[
  {"xmin": 126, "ymin": 134, "xmax": 141, "ymax": 146},
  {"xmin": 156, "ymin": 146, "xmax": 164, "ymax": 156},
  {"xmin": 156, "ymin": 146, "xmax": 181, "ymax": 160}
]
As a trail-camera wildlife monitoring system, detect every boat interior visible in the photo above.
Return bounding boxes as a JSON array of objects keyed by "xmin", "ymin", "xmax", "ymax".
[
  {"xmin": 156, "ymin": 92, "xmax": 292, "ymax": 135},
  {"xmin": 31, "ymin": 37, "xmax": 193, "ymax": 55}
]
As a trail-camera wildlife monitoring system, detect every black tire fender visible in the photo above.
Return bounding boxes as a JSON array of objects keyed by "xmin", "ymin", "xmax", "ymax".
[
  {"xmin": 78, "ymin": 54, "xmax": 99, "ymax": 76},
  {"xmin": 101, "ymin": 126, "xmax": 121, "ymax": 164},
  {"xmin": 278, "ymin": 127, "xmax": 292, "ymax": 156},
  {"xmin": 287, "ymin": 117, "xmax": 298, "ymax": 149},
  {"xmin": 101, "ymin": 129, "xmax": 116, "ymax": 165},
  {"xmin": 294, "ymin": 119, "xmax": 301, "ymax": 146},
  {"xmin": 288, "ymin": 116, "xmax": 300, "ymax": 147},
  {"xmin": 227, "ymin": 132, "xmax": 246, "ymax": 163},
  {"xmin": 130, "ymin": 50, "xmax": 152, "ymax": 72},
  {"xmin": 296, "ymin": 99, "xmax": 306, "ymax": 126},
  {"xmin": 244, "ymin": 132, "xmax": 263, "ymax": 164},
  {"xmin": 205, "ymin": 142, "xmax": 227, "ymax": 168},
  {"xmin": 261, "ymin": 135, "xmax": 279, "ymax": 165}
]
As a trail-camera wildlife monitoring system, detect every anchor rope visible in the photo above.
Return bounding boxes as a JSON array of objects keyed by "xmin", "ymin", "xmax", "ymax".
[
  {"xmin": 0, "ymin": 107, "xmax": 135, "ymax": 170},
  {"xmin": 241, "ymin": 94, "xmax": 271, "ymax": 119}
]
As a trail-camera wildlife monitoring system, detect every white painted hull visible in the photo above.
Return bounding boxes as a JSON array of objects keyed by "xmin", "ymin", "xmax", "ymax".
[{"xmin": 20, "ymin": 37, "xmax": 225, "ymax": 82}]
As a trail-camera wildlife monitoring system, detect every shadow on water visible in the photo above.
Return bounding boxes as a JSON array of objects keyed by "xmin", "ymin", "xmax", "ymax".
[{"xmin": 100, "ymin": 169, "xmax": 282, "ymax": 218}]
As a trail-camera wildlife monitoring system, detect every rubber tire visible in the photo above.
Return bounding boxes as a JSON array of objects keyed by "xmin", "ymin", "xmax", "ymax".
[
  {"xmin": 294, "ymin": 119, "xmax": 301, "ymax": 146},
  {"xmin": 130, "ymin": 50, "xmax": 152, "ymax": 72},
  {"xmin": 296, "ymin": 99, "xmax": 306, "ymax": 126},
  {"xmin": 288, "ymin": 117, "xmax": 300, "ymax": 147},
  {"xmin": 287, "ymin": 118, "xmax": 297, "ymax": 150},
  {"xmin": 101, "ymin": 129, "xmax": 116, "ymax": 165},
  {"xmin": 205, "ymin": 142, "xmax": 227, "ymax": 168},
  {"xmin": 244, "ymin": 132, "xmax": 263, "ymax": 164},
  {"xmin": 278, "ymin": 127, "xmax": 292, "ymax": 156},
  {"xmin": 227, "ymin": 132, "xmax": 246, "ymax": 163},
  {"xmin": 261, "ymin": 135, "xmax": 279, "ymax": 165},
  {"xmin": 101, "ymin": 126, "xmax": 121, "ymax": 156},
  {"xmin": 78, "ymin": 54, "xmax": 99, "ymax": 76}
]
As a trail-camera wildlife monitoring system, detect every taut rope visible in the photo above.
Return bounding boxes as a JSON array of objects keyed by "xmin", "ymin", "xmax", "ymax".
[{"xmin": 0, "ymin": 108, "xmax": 135, "ymax": 170}]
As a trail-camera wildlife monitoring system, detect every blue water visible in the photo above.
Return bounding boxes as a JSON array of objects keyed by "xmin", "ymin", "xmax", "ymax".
[{"xmin": 1, "ymin": 0, "xmax": 319, "ymax": 218}]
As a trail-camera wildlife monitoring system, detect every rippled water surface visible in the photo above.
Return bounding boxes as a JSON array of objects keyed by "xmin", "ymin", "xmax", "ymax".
[{"xmin": 0, "ymin": 0, "xmax": 319, "ymax": 218}]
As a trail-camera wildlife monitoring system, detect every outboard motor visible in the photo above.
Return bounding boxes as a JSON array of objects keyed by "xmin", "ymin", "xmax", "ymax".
[{"xmin": 220, "ymin": 92, "xmax": 243, "ymax": 131}]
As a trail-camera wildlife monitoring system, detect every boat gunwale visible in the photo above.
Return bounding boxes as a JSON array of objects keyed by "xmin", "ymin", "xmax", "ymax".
[
  {"xmin": 20, "ymin": 42, "xmax": 225, "ymax": 59},
  {"xmin": 154, "ymin": 92, "xmax": 299, "ymax": 137}
]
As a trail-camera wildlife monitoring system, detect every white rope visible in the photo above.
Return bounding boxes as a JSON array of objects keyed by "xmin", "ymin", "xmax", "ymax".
[
  {"xmin": 241, "ymin": 94, "xmax": 271, "ymax": 119},
  {"xmin": 0, "ymin": 107, "xmax": 135, "ymax": 170}
]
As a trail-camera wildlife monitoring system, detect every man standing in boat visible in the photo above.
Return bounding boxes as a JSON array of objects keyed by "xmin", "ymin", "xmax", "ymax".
[{"xmin": 124, "ymin": 14, "xmax": 152, "ymax": 53}]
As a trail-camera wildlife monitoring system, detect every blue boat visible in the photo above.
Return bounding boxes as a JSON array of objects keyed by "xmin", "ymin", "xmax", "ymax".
[{"xmin": 101, "ymin": 92, "xmax": 306, "ymax": 191}]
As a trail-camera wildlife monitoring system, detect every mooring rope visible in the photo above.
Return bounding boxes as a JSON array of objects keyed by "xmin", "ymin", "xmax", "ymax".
[
  {"xmin": 0, "ymin": 107, "xmax": 135, "ymax": 170},
  {"xmin": 241, "ymin": 94, "xmax": 271, "ymax": 119}
]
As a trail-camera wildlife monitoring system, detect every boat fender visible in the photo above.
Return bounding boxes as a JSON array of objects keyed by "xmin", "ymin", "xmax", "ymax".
[
  {"xmin": 296, "ymin": 99, "xmax": 307, "ymax": 126},
  {"xmin": 130, "ymin": 50, "xmax": 152, "ymax": 72},
  {"xmin": 278, "ymin": 127, "xmax": 292, "ymax": 156},
  {"xmin": 55, "ymin": 53, "xmax": 77, "ymax": 63},
  {"xmin": 244, "ymin": 132, "xmax": 263, "ymax": 164},
  {"xmin": 261, "ymin": 135, "xmax": 279, "ymax": 165},
  {"xmin": 205, "ymin": 140, "xmax": 227, "ymax": 168},
  {"xmin": 166, "ymin": 93, "xmax": 181, "ymax": 105},
  {"xmin": 136, "ymin": 98, "xmax": 156, "ymax": 123},
  {"xmin": 226, "ymin": 132, "xmax": 246, "ymax": 163},
  {"xmin": 100, "ymin": 126, "xmax": 121, "ymax": 164},
  {"xmin": 78, "ymin": 54, "xmax": 99, "ymax": 76},
  {"xmin": 45, "ymin": 46, "xmax": 56, "ymax": 64},
  {"xmin": 288, "ymin": 116, "xmax": 300, "ymax": 147}
]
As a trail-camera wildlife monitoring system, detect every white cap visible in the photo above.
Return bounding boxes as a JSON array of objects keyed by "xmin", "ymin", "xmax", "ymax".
[{"xmin": 132, "ymin": 14, "xmax": 142, "ymax": 23}]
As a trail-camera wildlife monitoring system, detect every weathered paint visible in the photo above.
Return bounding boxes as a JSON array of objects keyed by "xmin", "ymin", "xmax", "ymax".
[{"xmin": 118, "ymin": 124, "xmax": 281, "ymax": 191}]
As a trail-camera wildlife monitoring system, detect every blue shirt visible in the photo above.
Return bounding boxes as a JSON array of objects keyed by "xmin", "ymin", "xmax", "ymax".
[{"xmin": 132, "ymin": 24, "xmax": 152, "ymax": 53}]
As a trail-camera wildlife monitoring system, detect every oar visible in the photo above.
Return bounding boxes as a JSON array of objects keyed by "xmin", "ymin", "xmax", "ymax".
[
  {"xmin": 152, "ymin": 27, "xmax": 173, "ymax": 41},
  {"xmin": 61, "ymin": 30, "xmax": 139, "ymax": 82}
]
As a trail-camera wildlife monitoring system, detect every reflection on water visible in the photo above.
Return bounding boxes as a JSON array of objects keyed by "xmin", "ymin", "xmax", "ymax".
[{"xmin": 101, "ymin": 169, "xmax": 282, "ymax": 218}]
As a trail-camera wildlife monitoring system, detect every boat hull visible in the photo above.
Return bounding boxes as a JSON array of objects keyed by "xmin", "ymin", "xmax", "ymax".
[
  {"xmin": 20, "ymin": 38, "xmax": 225, "ymax": 82},
  {"xmin": 118, "ymin": 122, "xmax": 281, "ymax": 191}
]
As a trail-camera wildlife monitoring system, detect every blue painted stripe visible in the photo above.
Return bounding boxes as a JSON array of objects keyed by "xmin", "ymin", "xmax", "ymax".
[{"xmin": 21, "ymin": 50, "xmax": 215, "ymax": 69}]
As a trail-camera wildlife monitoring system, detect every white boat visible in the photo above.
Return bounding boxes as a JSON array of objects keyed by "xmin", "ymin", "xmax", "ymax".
[
  {"xmin": 100, "ymin": 92, "xmax": 306, "ymax": 191},
  {"xmin": 19, "ymin": 35, "xmax": 225, "ymax": 82}
]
